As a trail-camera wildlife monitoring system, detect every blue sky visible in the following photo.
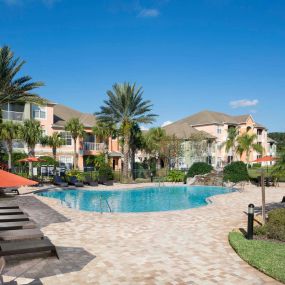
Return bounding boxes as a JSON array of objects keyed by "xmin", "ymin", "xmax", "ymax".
[{"xmin": 0, "ymin": 0, "xmax": 284, "ymax": 131}]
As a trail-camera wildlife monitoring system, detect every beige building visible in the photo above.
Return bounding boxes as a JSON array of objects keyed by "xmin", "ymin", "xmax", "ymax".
[
  {"xmin": 163, "ymin": 110, "xmax": 276, "ymax": 169},
  {"xmin": 1, "ymin": 102, "xmax": 122, "ymax": 171}
]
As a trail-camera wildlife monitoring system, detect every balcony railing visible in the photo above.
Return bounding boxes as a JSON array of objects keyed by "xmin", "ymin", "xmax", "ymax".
[
  {"xmin": 2, "ymin": 110, "xmax": 24, "ymax": 121},
  {"xmin": 83, "ymin": 142, "xmax": 105, "ymax": 151},
  {"xmin": 13, "ymin": 140, "xmax": 25, "ymax": 149}
]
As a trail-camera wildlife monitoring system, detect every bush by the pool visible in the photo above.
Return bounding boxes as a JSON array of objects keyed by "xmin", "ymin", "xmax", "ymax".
[
  {"xmin": 187, "ymin": 162, "xmax": 213, "ymax": 178},
  {"xmin": 223, "ymin": 161, "xmax": 249, "ymax": 183}
]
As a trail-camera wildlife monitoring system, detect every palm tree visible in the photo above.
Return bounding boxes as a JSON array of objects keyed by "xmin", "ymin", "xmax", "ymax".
[
  {"xmin": 0, "ymin": 121, "xmax": 21, "ymax": 171},
  {"xmin": 0, "ymin": 46, "xmax": 44, "ymax": 121},
  {"xmin": 92, "ymin": 122, "xmax": 116, "ymax": 163},
  {"xmin": 95, "ymin": 82, "xmax": 157, "ymax": 180},
  {"xmin": 223, "ymin": 127, "xmax": 238, "ymax": 162},
  {"xmin": 65, "ymin": 118, "xmax": 85, "ymax": 169},
  {"xmin": 41, "ymin": 132, "xmax": 64, "ymax": 174},
  {"xmin": 144, "ymin": 127, "xmax": 168, "ymax": 169},
  {"xmin": 237, "ymin": 133, "xmax": 263, "ymax": 167},
  {"xmin": 19, "ymin": 120, "xmax": 43, "ymax": 175},
  {"xmin": 272, "ymin": 151, "xmax": 285, "ymax": 181}
]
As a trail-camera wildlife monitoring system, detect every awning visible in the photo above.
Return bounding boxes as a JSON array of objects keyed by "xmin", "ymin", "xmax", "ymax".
[
  {"xmin": 252, "ymin": 156, "xmax": 277, "ymax": 163},
  {"xmin": 0, "ymin": 170, "xmax": 38, "ymax": 188},
  {"xmin": 108, "ymin": 151, "xmax": 123, "ymax": 158},
  {"xmin": 18, "ymin": 157, "xmax": 46, "ymax": 163}
]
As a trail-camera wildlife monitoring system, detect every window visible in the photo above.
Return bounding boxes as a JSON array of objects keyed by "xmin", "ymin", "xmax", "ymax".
[
  {"xmin": 59, "ymin": 156, "xmax": 73, "ymax": 169},
  {"xmin": 60, "ymin": 132, "xmax": 72, "ymax": 146},
  {"xmin": 32, "ymin": 105, "xmax": 46, "ymax": 119},
  {"xmin": 217, "ymin": 126, "xmax": 222, "ymax": 134}
]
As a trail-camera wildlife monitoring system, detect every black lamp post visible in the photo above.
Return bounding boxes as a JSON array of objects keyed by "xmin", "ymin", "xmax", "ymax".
[
  {"xmin": 247, "ymin": 203, "xmax": 255, "ymax": 240},
  {"xmin": 150, "ymin": 172, "xmax": 153, "ymax": 183}
]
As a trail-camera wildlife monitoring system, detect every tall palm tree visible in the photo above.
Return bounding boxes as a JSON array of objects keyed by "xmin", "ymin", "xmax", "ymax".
[
  {"xmin": 0, "ymin": 121, "xmax": 21, "ymax": 171},
  {"xmin": 0, "ymin": 46, "xmax": 44, "ymax": 121},
  {"xmin": 92, "ymin": 122, "xmax": 115, "ymax": 163},
  {"xmin": 19, "ymin": 120, "xmax": 43, "ymax": 175},
  {"xmin": 95, "ymin": 82, "xmax": 157, "ymax": 180},
  {"xmin": 41, "ymin": 132, "xmax": 64, "ymax": 174},
  {"xmin": 237, "ymin": 133, "xmax": 263, "ymax": 167},
  {"xmin": 223, "ymin": 127, "xmax": 238, "ymax": 162},
  {"xmin": 65, "ymin": 118, "xmax": 85, "ymax": 169}
]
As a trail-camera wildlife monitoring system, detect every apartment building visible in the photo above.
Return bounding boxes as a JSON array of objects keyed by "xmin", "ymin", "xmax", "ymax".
[
  {"xmin": 2, "ymin": 102, "xmax": 122, "ymax": 171},
  {"xmin": 163, "ymin": 110, "xmax": 276, "ymax": 169}
]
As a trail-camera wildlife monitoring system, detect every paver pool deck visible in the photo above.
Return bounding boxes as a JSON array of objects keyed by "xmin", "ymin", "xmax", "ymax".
[{"xmin": 1, "ymin": 183, "xmax": 285, "ymax": 285}]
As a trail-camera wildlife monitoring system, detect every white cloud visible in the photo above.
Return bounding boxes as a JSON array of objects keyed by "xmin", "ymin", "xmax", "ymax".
[
  {"xmin": 161, "ymin": 120, "xmax": 173, "ymax": 127},
  {"xmin": 138, "ymin": 8, "xmax": 160, "ymax": 18},
  {"xmin": 140, "ymin": 125, "xmax": 149, "ymax": 131},
  {"xmin": 230, "ymin": 99, "xmax": 259, "ymax": 109}
]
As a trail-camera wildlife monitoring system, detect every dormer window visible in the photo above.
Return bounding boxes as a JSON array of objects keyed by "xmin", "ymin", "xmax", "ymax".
[{"xmin": 32, "ymin": 105, "xmax": 46, "ymax": 119}]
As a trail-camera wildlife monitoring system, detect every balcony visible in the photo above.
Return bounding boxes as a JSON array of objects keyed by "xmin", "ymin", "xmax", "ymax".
[
  {"xmin": 2, "ymin": 110, "xmax": 24, "ymax": 121},
  {"xmin": 83, "ymin": 142, "xmax": 105, "ymax": 152}
]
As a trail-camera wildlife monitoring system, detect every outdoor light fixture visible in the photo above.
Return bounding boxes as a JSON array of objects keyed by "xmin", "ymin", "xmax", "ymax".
[
  {"xmin": 150, "ymin": 172, "xmax": 153, "ymax": 183},
  {"xmin": 247, "ymin": 204, "xmax": 255, "ymax": 240}
]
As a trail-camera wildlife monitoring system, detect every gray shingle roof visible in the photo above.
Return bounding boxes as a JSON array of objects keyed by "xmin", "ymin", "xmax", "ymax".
[{"xmin": 53, "ymin": 104, "xmax": 96, "ymax": 128}]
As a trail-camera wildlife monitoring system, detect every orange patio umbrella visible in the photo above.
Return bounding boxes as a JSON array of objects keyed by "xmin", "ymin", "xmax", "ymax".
[
  {"xmin": 0, "ymin": 169, "xmax": 38, "ymax": 188},
  {"xmin": 252, "ymin": 156, "xmax": 277, "ymax": 163},
  {"xmin": 17, "ymin": 157, "xmax": 46, "ymax": 163}
]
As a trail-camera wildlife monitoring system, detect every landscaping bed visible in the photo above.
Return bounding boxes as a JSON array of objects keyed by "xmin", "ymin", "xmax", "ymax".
[{"xmin": 229, "ymin": 232, "xmax": 285, "ymax": 283}]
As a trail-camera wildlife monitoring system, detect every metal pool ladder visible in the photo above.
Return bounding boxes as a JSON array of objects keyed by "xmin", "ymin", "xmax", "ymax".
[{"xmin": 99, "ymin": 196, "xmax": 112, "ymax": 213}]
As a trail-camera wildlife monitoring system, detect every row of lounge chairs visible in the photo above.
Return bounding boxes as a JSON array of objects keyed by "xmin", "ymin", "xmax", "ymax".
[
  {"xmin": 0, "ymin": 203, "xmax": 58, "ymax": 260},
  {"xmin": 54, "ymin": 175, "xmax": 113, "ymax": 187}
]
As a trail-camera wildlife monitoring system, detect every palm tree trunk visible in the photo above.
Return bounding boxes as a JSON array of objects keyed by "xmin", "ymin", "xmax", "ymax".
[
  {"xmin": 104, "ymin": 139, "xmax": 109, "ymax": 164},
  {"xmin": 7, "ymin": 141, "xmax": 12, "ymax": 171},
  {"xmin": 28, "ymin": 147, "xmax": 35, "ymax": 177},
  {"xmin": 73, "ymin": 138, "xmax": 77, "ymax": 169},
  {"xmin": 123, "ymin": 134, "xmax": 130, "ymax": 180},
  {"xmin": 53, "ymin": 147, "xmax": 57, "ymax": 175}
]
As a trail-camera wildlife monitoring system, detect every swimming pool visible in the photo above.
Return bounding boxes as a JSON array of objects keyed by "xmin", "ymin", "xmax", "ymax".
[{"xmin": 37, "ymin": 186, "xmax": 235, "ymax": 213}]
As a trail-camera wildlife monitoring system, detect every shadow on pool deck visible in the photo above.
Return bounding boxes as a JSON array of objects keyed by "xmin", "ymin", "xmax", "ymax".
[
  {"xmin": 3, "ymin": 246, "xmax": 96, "ymax": 282},
  {"xmin": 6, "ymin": 195, "xmax": 71, "ymax": 229}
]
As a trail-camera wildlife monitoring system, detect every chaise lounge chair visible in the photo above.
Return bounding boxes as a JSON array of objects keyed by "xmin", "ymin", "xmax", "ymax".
[
  {"xmin": 0, "ymin": 229, "xmax": 43, "ymax": 241},
  {"xmin": 84, "ymin": 176, "xmax": 98, "ymax": 187},
  {"xmin": 54, "ymin": 176, "xmax": 68, "ymax": 187},
  {"xmin": 0, "ymin": 205, "xmax": 19, "ymax": 210},
  {"xmin": 0, "ymin": 238, "xmax": 59, "ymax": 259},
  {"xmin": 0, "ymin": 215, "xmax": 29, "ymax": 223},
  {"xmin": 0, "ymin": 188, "xmax": 19, "ymax": 195},
  {"xmin": 69, "ymin": 176, "xmax": 84, "ymax": 187},
  {"xmin": 0, "ymin": 221, "xmax": 36, "ymax": 231},
  {"xmin": 0, "ymin": 209, "xmax": 24, "ymax": 215}
]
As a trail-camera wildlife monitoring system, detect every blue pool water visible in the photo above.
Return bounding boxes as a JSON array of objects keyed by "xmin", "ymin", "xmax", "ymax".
[{"xmin": 37, "ymin": 186, "xmax": 235, "ymax": 213}]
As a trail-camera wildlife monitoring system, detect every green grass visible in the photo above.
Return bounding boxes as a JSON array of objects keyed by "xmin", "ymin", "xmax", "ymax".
[
  {"xmin": 248, "ymin": 167, "xmax": 274, "ymax": 178},
  {"xmin": 229, "ymin": 232, "xmax": 285, "ymax": 283}
]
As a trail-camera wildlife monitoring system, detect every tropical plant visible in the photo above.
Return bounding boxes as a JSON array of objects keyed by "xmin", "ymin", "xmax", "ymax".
[
  {"xmin": 19, "ymin": 119, "xmax": 43, "ymax": 175},
  {"xmin": 272, "ymin": 151, "xmax": 285, "ymax": 180},
  {"xmin": 187, "ymin": 162, "xmax": 213, "ymax": 177},
  {"xmin": 92, "ymin": 122, "xmax": 116, "ymax": 163},
  {"xmin": 0, "ymin": 120, "xmax": 21, "ymax": 170},
  {"xmin": 166, "ymin": 170, "xmax": 185, "ymax": 182},
  {"xmin": 65, "ymin": 118, "xmax": 85, "ymax": 169},
  {"xmin": 41, "ymin": 132, "xmax": 64, "ymax": 174},
  {"xmin": 223, "ymin": 161, "xmax": 249, "ymax": 183},
  {"xmin": 95, "ymin": 82, "xmax": 157, "ymax": 181},
  {"xmin": 98, "ymin": 163, "xmax": 114, "ymax": 182},
  {"xmin": 0, "ymin": 46, "xmax": 44, "ymax": 121},
  {"xmin": 223, "ymin": 127, "xmax": 238, "ymax": 162},
  {"xmin": 237, "ymin": 133, "xmax": 263, "ymax": 166}
]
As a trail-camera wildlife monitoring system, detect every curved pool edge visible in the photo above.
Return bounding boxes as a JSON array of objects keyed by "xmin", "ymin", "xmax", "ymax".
[{"xmin": 35, "ymin": 185, "xmax": 238, "ymax": 214}]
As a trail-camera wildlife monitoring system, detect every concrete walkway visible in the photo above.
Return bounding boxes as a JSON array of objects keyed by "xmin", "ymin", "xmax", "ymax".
[{"xmin": 2, "ymin": 184, "xmax": 285, "ymax": 285}]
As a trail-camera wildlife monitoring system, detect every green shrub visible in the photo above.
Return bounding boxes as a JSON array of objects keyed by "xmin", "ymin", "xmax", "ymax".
[
  {"xmin": 252, "ymin": 163, "xmax": 262, "ymax": 168},
  {"xmin": 187, "ymin": 162, "xmax": 213, "ymax": 177},
  {"xmin": 135, "ymin": 178, "xmax": 150, "ymax": 183},
  {"xmin": 223, "ymin": 161, "xmax": 249, "ymax": 183},
  {"xmin": 98, "ymin": 164, "xmax": 114, "ymax": 181},
  {"xmin": 166, "ymin": 170, "xmax": 185, "ymax": 182},
  {"xmin": 66, "ymin": 169, "xmax": 84, "ymax": 181},
  {"xmin": 253, "ymin": 208, "xmax": 285, "ymax": 242},
  {"xmin": 267, "ymin": 208, "xmax": 285, "ymax": 242}
]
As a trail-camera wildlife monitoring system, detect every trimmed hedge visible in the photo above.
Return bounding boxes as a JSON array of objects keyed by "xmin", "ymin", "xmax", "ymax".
[
  {"xmin": 98, "ymin": 164, "xmax": 114, "ymax": 181},
  {"xmin": 254, "ymin": 208, "xmax": 285, "ymax": 242},
  {"xmin": 223, "ymin": 161, "xmax": 249, "ymax": 183},
  {"xmin": 187, "ymin": 162, "xmax": 213, "ymax": 177}
]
